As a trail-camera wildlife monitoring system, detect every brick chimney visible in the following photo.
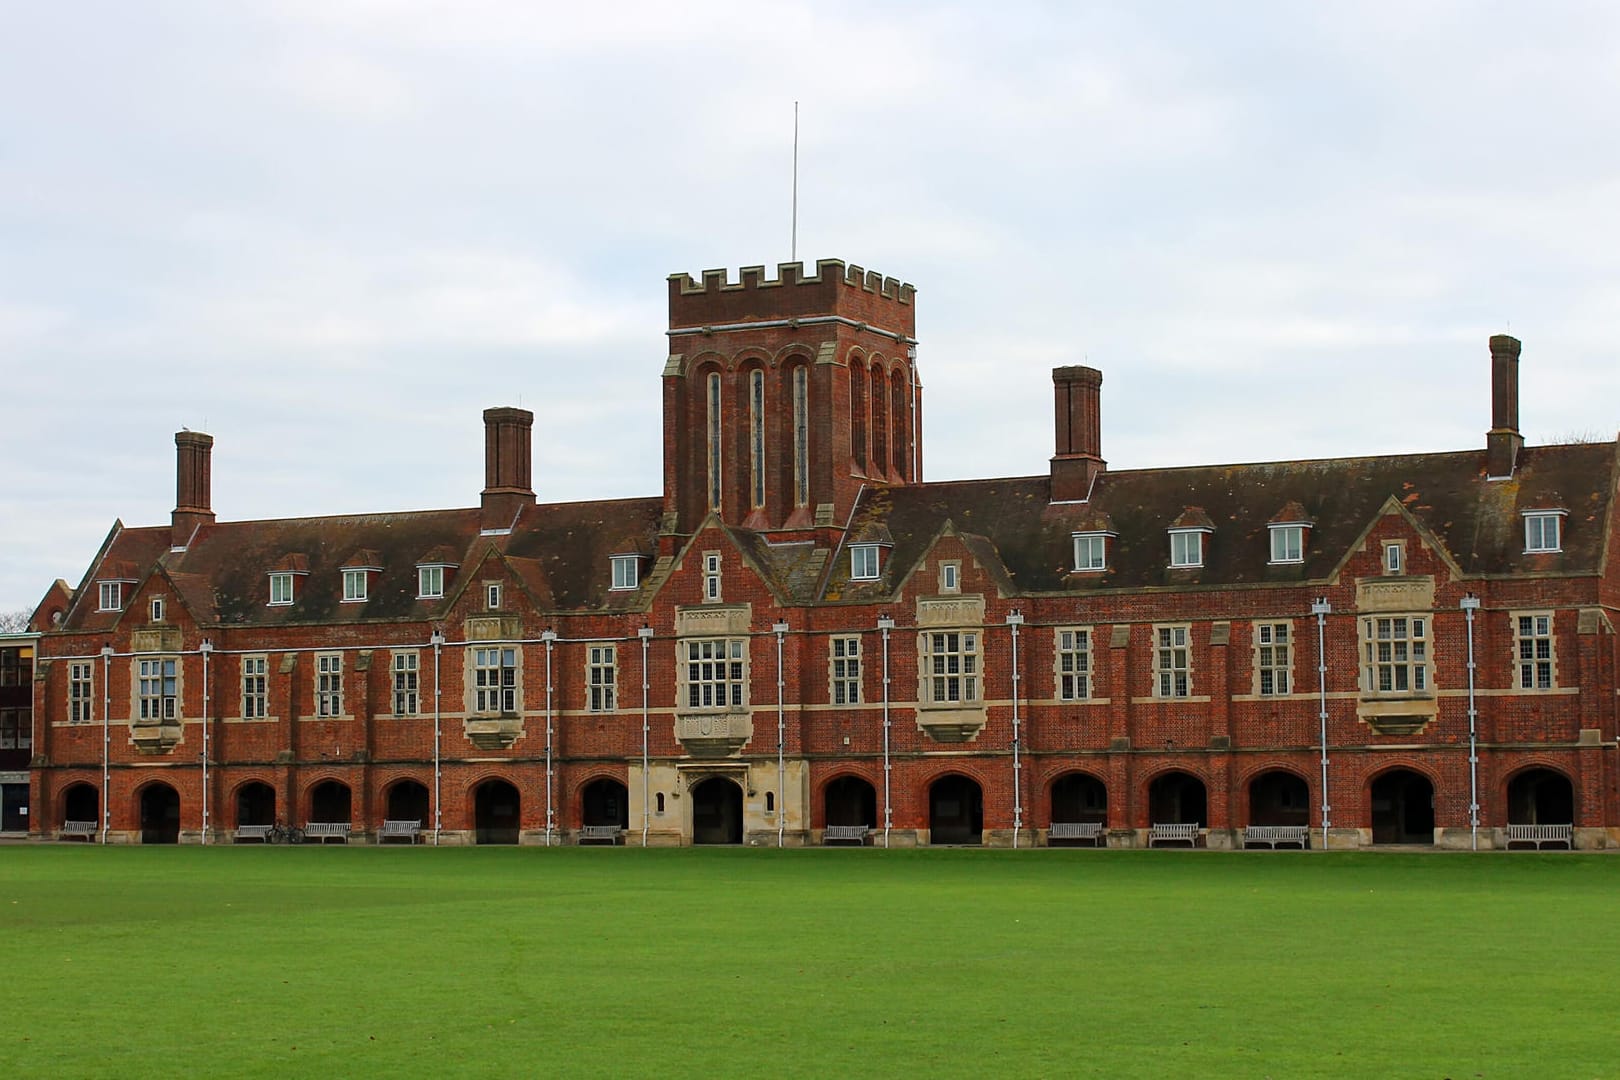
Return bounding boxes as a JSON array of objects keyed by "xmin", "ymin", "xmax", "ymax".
[
  {"xmin": 1486, "ymin": 334, "xmax": 1523, "ymax": 479},
  {"xmin": 1050, "ymin": 365, "xmax": 1105, "ymax": 501},
  {"xmin": 481, "ymin": 406, "xmax": 535, "ymax": 531},
  {"xmin": 172, "ymin": 430, "xmax": 215, "ymax": 548}
]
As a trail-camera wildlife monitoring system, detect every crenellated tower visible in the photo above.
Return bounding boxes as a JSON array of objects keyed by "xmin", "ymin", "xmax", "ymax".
[{"xmin": 661, "ymin": 259, "xmax": 921, "ymax": 538}]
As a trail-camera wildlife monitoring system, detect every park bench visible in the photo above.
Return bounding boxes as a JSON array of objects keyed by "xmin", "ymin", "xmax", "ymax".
[
  {"xmin": 1148, "ymin": 822, "xmax": 1201, "ymax": 848},
  {"xmin": 61, "ymin": 820, "xmax": 97, "ymax": 841},
  {"xmin": 1504, "ymin": 823, "xmax": 1572, "ymax": 850},
  {"xmin": 1242, "ymin": 825, "xmax": 1310, "ymax": 850},
  {"xmin": 823, "ymin": 825, "xmax": 870, "ymax": 846},
  {"xmin": 578, "ymin": 825, "xmax": 622, "ymax": 845},
  {"xmin": 303, "ymin": 822, "xmax": 352, "ymax": 844},
  {"xmin": 378, "ymin": 820, "xmax": 422, "ymax": 844},
  {"xmin": 1048, "ymin": 822, "xmax": 1107, "ymax": 847},
  {"xmin": 234, "ymin": 824, "xmax": 275, "ymax": 843}
]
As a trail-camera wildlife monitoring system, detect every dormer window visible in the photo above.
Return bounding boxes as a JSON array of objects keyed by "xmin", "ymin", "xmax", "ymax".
[
  {"xmin": 417, "ymin": 565, "xmax": 447, "ymax": 599},
  {"xmin": 341, "ymin": 551, "xmax": 382, "ymax": 603},
  {"xmin": 851, "ymin": 545, "xmax": 881, "ymax": 580},
  {"xmin": 1524, "ymin": 510, "xmax": 1565, "ymax": 553},
  {"xmin": 342, "ymin": 569, "xmax": 369, "ymax": 603},
  {"xmin": 1169, "ymin": 530, "xmax": 1205, "ymax": 568},
  {"xmin": 98, "ymin": 581, "xmax": 123, "ymax": 611},
  {"xmin": 269, "ymin": 573, "xmax": 295, "ymax": 606},
  {"xmin": 611, "ymin": 555, "xmax": 641, "ymax": 590},
  {"xmin": 1072, "ymin": 532, "xmax": 1108, "ymax": 572},
  {"xmin": 1268, "ymin": 524, "xmax": 1305, "ymax": 564}
]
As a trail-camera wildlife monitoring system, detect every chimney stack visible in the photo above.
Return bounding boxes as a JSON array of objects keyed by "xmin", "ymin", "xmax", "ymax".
[
  {"xmin": 1050, "ymin": 365, "xmax": 1105, "ymax": 501},
  {"xmin": 481, "ymin": 406, "xmax": 535, "ymax": 530},
  {"xmin": 172, "ymin": 430, "xmax": 215, "ymax": 548},
  {"xmin": 1486, "ymin": 334, "xmax": 1523, "ymax": 479}
]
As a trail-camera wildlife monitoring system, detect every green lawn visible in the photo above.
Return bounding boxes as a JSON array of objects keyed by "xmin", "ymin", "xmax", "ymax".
[{"xmin": 1, "ymin": 846, "xmax": 1616, "ymax": 1078}]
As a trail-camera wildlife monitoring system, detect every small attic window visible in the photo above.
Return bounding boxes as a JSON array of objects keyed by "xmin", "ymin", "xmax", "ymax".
[
  {"xmin": 268, "ymin": 573, "xmax": 295, "ymax": 606},
  {"xmin": 97, "ymin": 581, "xmax": 123, "ymax": 612},
  {"xmin": 1268, "ymin": 524, "xmax": 1306, "ymax": 564},
  {"xmin": 851, "ymin": 545, "xmax": 881, "ymax": 581},
  {"xmin": 1169, "ymin": 529, "xmax": 1206, "ymax": 568},
  {"xmin": 342, "ymin": 569, "xmax": 369, "ymax": 603},
  {"xmin": 1524, "ymin": 510, "xmax": 1565, "ymax": 553},
  {"xmin": 611, "ymin": 555, "xmax": 641, "ymax": 590},
  {"xmin": 1072, "ymin": 533, "xmax": 1108, "ymax": 572},
  {"xmin": 417, "ymin": 566, "xmax": 445, "ymax": 599}
]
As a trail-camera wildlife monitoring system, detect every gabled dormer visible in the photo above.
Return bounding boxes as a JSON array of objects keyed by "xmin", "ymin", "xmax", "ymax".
[
  {"xmin": 95, "ymin": 560, "xmax": 139, "ymax": 612},
  {"xmin": 267, "ymin": 553, "xmax": 309, "ymax": 607},
  {"xmin": 1168, "ymin": 507, "xmax": 1215, "ymax": 569},
  {"xmin": 340, "ymin": 549, "xmax": 383, "ymax": 604},
  {"xmin": 415, "ymin": 545, "xmax": 460, "ymax": 600},
  {"xmin": 1267, "ymin": 502, "xmax": 1314, "ymax": 565}
]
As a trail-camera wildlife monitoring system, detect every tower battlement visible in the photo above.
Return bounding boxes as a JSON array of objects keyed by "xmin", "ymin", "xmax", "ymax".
[{"xmin": 667, "ymin": 259, "xmax": 916, "ymax": 338}]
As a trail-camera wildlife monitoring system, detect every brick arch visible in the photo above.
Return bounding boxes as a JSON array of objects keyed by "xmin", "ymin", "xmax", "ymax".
[
  {"xmin": 457, "ymin": 767, "xmax": 524, "ymax": 794},
  {"xmin": 228, "ymin": 776, "xmax": 279, "ymax": 828},
  {"xmin": 565, "ymin": 766, "xmax": 629, "ymax": 808},
  {"xmin": 1363, "ymin": 759, "xmax": 1438, "ymax": 787},
  {"xmin": 1497, "ymin": 758, "xmax": 1576, "ymax": 818},
  {"xmin": 1044, "ymin": 767, "xmax": 1108, "ymax": 799},
  {"xmin": 772, "ymin": 343, "xmax": 817, "ymax": 367},
  {"xmin": 299, "ymin": 775, "xmax": 355, "ymax": 822},
  {"xmin": 813, "ymin": 764, "xmax": 884, "ymax": 803},
  {"xmin": 1135, "ymin": 761, "xmax": 1212, "ymax": 794},
  {"xmin": 56, "ymin": 776, "xmax": 100, "ymax": 821}
]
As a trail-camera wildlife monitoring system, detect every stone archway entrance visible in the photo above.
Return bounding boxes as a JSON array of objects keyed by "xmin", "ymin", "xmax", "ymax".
[
  {"xmin": 1370, "ymin": 769, "xmax": 1434, "ymax": 845},
  {"xmin": 1248, "ymin": 771, "xmax": 1309, "ymax": 827},
  {"xmin": 139, "ymin": 783, "xmax": 180, "ymax": 844},
  {"xmin": 63, "ymin": 783, "xmax": 98, "ymax": 832},
  {"xmin": 236, "ymin": 781, "xmax": 276, "ymax": 828},
  {"xmin": 691, "ymin": 777, "xmax": 743, "ymax": 845},
  {"xmin": 824, "ymin": 776, "xmax": 877, "ymax": 830},
  {"xmin": 1148, "ymin": 771, "xmax": 1207, "ymax": 827},
  {"xmin": 309, "ymin": 780, "xmax": 352, "ymax": 825},
  {"xmin": 1051, "ymin": 772, "xmax": 1108, "ymax": 825},
  {"xmin": 475, "ymin": 779, "xmax": 521, "ymax": 845},
  {"xmin": 386, "ymin": 780, "xmax": 430, "ymax": 827},
  {"xmin": 929, "ymin": 775, "xmax": 983, "ymax": 845},
  {"xmin": 1507, "ymin": 768, "xmax": 1574, "ymax": 827}
]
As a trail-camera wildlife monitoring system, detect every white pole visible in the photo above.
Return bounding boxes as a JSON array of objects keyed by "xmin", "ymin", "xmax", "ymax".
[
  {"xmin": 431, "ymin": 630, "xmax": 444, "ymax": 845},
  {"xmin": 200, "ymin": 640, "xmax": 212, "ymax": 844},
  {"xmin": 639, "ymin": 625, "xmax": 653, "ymax": 848},
  {"xmin": 878, "ymin": 614, "xmax": 894, "ymax": 848},
  {"xmin": 1006, "ymin": 610, "xmax": 1023, "ymax": 849},
  {"xmin": 542, "ymin": 629, "xmax": 556, "ymax": 846},
  {"xmin": 1462, "ymin": 595, "xmax": 1481, "ymax": 851},
  {"xmin": 1312, "ymin": 598, "xmax": 1332, "ymax": 850},
  {"xmin": 774, "ymin": 622, "xmax": 788, "ymax": 847},
  {"xmin": 101, "ymin": 644, "xmax": 112, "ymax": 845}
]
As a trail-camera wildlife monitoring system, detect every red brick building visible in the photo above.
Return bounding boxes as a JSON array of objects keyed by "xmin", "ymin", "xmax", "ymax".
[{"xmin": 26, "ymin": 259, "xmax": 1620, "ymax": 848}]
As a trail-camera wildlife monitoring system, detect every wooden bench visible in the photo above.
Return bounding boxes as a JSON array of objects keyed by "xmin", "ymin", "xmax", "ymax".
[
  {"xmin": 61, "ymin": 820, "xmax": 97, "ymax": 841},
  {"xmin": 1504, "ymin": 823, "xmax": 1573, "ymax": 850},
  {"xmin": 1242, "ymin": 825, "xmax": 1310, "ymax": 850},
  {"xmin": 234, "ymin": 824, "xmax": 275, "ymax": 843},
  {"xmin": 378, "ymin": 820, "xmax": 422, "ymax": 844},
  {"xmin": 578, "ymin": 825, "xmax": 622, "ymax": 845},
  {"xmin": 303, "ymin": 822, "xmax": 352, "ymax": 844},
  {"xmin": 823, "ymin": 825, "xmax": 870, "ymax": 846},
  {"xmin": 1148, "ymin": 822, "xmax": 1202, "ymax": 848},
  {"xmin": 1048, "ymin": 822, "xmax": 1107, "ymax": 847}
]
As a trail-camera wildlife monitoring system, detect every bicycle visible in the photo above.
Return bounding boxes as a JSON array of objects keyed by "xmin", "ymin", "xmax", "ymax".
[{"xmin": 267, "ymin": 822, "xmax": 305, "ymax": 844}]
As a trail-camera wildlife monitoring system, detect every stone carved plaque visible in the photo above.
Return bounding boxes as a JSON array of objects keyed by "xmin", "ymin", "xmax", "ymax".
[
  {"xmin": 131, "ymin": 628, "xmax": 183, "ymax": 654},
  {"xmin": 465, "ymin": 615, "xmax": 522, "ymax": 641},
  {"xmin": 916, "ymin": 596, "xmax": 985, "ymax": 628},
  {"xmin": 1355, "ymin": 576, "xmax": 1435, "ymax": 613},
  {"xmin": 675, "ymin": 604, "xmax": 751, "ymax": 637}
]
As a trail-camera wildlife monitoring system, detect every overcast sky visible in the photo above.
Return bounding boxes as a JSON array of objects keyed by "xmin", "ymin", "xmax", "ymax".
[{"xmin": 4, "ymin": 1, "xmax": 1620, "ymax": 613}]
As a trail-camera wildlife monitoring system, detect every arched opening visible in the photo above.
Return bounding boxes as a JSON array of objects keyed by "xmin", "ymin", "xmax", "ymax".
[
  {"xmin": 1507, "ymin": 768, "xmax": 1574, "ymax": 827},
  {"xmin": 1370, "ymin": 769, "xmax": 1434, "ymax": 845},
  {"xmin": 1248, "ymin": 771, "xmax": 1309, "ymax": 827},
  {"xmin": 236, "ymin": 781, "xmax": 276, "ymax": 828},
  {"xmin": 62, "ymin": 783, "xmax": 98, "ymax": 834},
  {"xmin": 309, "ymin": 780, "xmax": 352, "ymax": 825},
  {"xmin": 824, "ymin": 776, "xmax": 877, "ymax": 833},
  {"xmin": 691, "ymin": 776, "xmax": 743, "ymax": 845},
  {"xmin": 385, "ymin": 780, "xmax": 430, "ymax": 827},
  {"xmin": 581, "ymin": 778, "xmax": 628, "ymax": 841},
  {"xmin": 871, "ymin": 367, "xmax": 889, "ymax": 475},
  {"xmin": 890, "ymin": 372, "xmax": 908, "ymax": 480},
  {"xmin": 139, "ymin": 783, "xmax": 180, "ymax": 844},
  {"xmin": 1148, "ymin": 771, "xmax": 1207, "ymax": 827},
  {"xmin": 475, "ymin": 779, "xmax": 521, "ymax": 845},
  {"xmin": 1051, "ymin": 772, "xmax": 1108, "ymax": 824},
  {"xmin": 850, "ymin": 360, "xmax": 868, "ymax": 471},
  {"xmin": 929, "ymin": 775, "xmax": 983, "ymax": 845}
]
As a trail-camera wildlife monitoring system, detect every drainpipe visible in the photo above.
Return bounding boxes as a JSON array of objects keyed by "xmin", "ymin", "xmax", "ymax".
[
  {"xmin": 877, "ymin": 613, "xmax": 895, "ymax": 848},
  {"xmin": 200, "ymin": 639, "xmax": 212, "ymax": 845},
  {"xmin": 100, "ymin": 644, "xmax": 112, "ymax": 845},
  {"xmin": 638, "ymin": 625, "xmax": 653, "ymax": 848},
  {"xmin": 1461, "ymin": 594, "xmax": 1481, "ymax": 851},
  {"xmin": 542, "ymin": 629, "xmax": 557, "ymax": 847},
  {"xmin": 1312, "ymin": 598, "xmax": 1332, "ymax": 851},
  {"xmin": 1006, "ymin": 609, "xmax": 1024, "ymax": 849},
  {"xmin": 431, "ymin": 630, "xmax": 444, "ymax": 845},
  {"xmin": 774, "ymin": 621, "xmax": 788, "ymax": 847}
]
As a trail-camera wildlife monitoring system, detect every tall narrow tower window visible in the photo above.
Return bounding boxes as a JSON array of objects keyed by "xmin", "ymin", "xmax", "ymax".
[
  {"xmin": 891, "ymin": 373, "xmax": 908, "ymax": 480},
  {"xmin": 872, "ymin": 368, "xmax": 889, "ymax": 474},
  {"xmin": 851, "ymin": 363, "xmax": 868, "ymax": 471},
  {"xmin": 707, "ymin": 371, "xmax": 722, "ymax": 511},
  {"xmin": 793, "ymin": 366, "xmax": 809, "ymax": 506},
  {"xmin": 750, "ymin": 368, "xmax": 766, "ymax": 509}
]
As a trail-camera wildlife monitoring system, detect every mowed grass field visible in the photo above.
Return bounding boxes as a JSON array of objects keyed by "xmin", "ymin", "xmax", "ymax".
[{"xmin": 2, "ymin": 847, "xmax": 1617, "ymax": 1078}]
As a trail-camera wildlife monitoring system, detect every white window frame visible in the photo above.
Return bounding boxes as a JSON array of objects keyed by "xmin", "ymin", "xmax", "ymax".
[
  {"xmin": 851, "ymin": 545, "xmax": 880, "ymax": 581},
  {"xmin": 703, "ymin": 552, "xmax": 722, "ymax": 603},
  {"xmin": 922, "ymin": 630, "xmax": 979, "ymax": 705},
  {"xmin": 610, "ymin": 556, "xmax": 640, "ymax": 591},
  {"xmin": 1154, "ymin": 625, "xmax": 1191, "ymax": 698},
  {"xmin": 69, "ymin": 661, "xmax": 93, "ymax": 723},
  {"xmin": 1383, "ymin": 541, "xmax": 1404, "ymax": 575},
  {"xmin": 588, "ymin": 645, "xmax": 616, "ymax": 712},
  {"xmin": 268, "ymin": 573, "xmax": 294, "ymax": 606},
  {"xmin": 486, "ymin": 583, "xmax": 502, "ymax": 610},
  {"xmin": 683, "ymin": 637, "xmax": 747, "ymax": 710},
  {"xmin": 316, "ymin": 653, "xmax": 344, "ymax": 716},
  {"xmin": 1361, "ymin": 615, "xmax": 1430, "ymax": 696},
  {"xmin": 1524, "ymin": 511, "xmax": 1564, "ymax": 553},
  {"xmin": 939, "ymin": 561, "xmax": 961, "ymax": 594},
  {"xmin": 1072, "ymin": 533, "xmax": 1107, "ymax": 572},
  {"xmin": 1514, "ymin": 612, "xmax": 1555, "ymax": 690},
  {"xmin": 473, "ymin": 646, "xmax": 518, "ymax": 715},
  {"xmin": 1169, "ymin": 530, "xmax": 1205, "ymax": 568},
  {"xmin": 417, "ymin": 565, "xmax": 445, "ymax": 599},
  {"xmin": 98, "ymin": 581, "xmax": 122, "ymax": 611},
  {"xmin": 1056, "ymin": 628, "xmax": 1091, "ymax": 701},
  {"xmin": 831, "ymin": 635, "xmax": 861, "ymax": 705},
  {"xmin": 1268, "ymin": 525, "xmax": 1304, "ymax": 564},
  {"xmin": 393, "ymin": 651, "xmax": 419, "ymax": 715},
  {"xmin": 137, "ymin": 657, "xmax": 178, "ymax": 721},
  {"xmin": 1255, "ymin": 621, "xmax": 1292, "ymax": 696},
  {"xmin": 242, "ymin": 655, "xmax": 268, "ymax": 719},
  {"xmin": 342, "ymin": 569, "xmax": 369, "ymax": 603},
  {"xmin": 149, "ymin": 597, "xmax": 165, "ymax": 622}
]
